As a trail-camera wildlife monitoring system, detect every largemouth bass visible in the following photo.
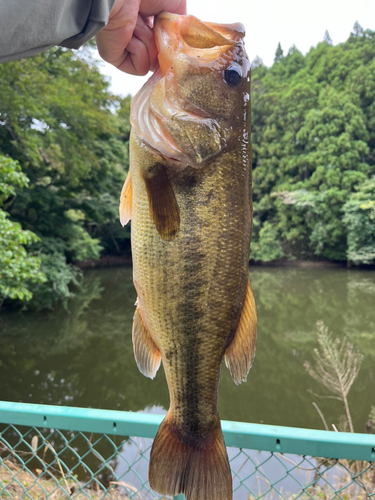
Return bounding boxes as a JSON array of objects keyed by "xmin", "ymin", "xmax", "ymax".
[{"xmin": 119, "ymin": 12, "xmax": 257, "ymax": 500}]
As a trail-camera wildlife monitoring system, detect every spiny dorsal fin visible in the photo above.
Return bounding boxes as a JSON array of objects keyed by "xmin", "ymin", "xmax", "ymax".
[
  {"xmin": 133, "ymin": 305, "xmax": 161, "ymax": 379},
  {"xmin": 143, "ymin": 164, "xmax": 180, "ymax": 241},
  {"xmin": 119, "ymin": 170, "xmax": 132, "ymax": 226},
  {"xmin": 225, "ymin": 279, "xmax": 257, "ymax": 385}
]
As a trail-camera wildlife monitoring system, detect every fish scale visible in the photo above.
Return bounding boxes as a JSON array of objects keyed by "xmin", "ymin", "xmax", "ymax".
[{"xmin": 119, "ymin": 12, "xmax": 256, "ymax": 500}]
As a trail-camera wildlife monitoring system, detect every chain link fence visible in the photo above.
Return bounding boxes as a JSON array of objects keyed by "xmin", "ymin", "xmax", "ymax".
[{"xmin": 1, "ymin": 402, "xmax": 374, "ymax": 500}]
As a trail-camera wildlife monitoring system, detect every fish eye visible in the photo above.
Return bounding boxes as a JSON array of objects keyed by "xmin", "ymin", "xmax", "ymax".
[{"xmin": 224, "ymin": 65, "xmax": 242, "ymax": 86}]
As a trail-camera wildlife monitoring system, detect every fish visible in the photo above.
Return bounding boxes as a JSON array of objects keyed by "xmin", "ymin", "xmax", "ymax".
[{"xmin": 119, "ymin": 12, "xmax": 257, "ymax": 500}]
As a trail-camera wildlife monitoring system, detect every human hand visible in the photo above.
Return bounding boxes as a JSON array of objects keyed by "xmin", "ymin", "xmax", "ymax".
[{"xmin": 95, "ymin": 0, "xmax": 186, "ymax": 76}]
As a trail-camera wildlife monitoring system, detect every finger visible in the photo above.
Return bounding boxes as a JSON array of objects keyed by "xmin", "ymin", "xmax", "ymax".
[
  {"xmin": 174, "ymin": 0, "xmax": 187, "ymax": 15},
  {"xmin": 96, "ymin": 21, "xmax": 136, "ymax": 66},
  {"xmin": 115, "ymin": 14, "xmax": 157, "ymax": 75},
  {"xmin": 95, "ymin": 0, "xmax": 139, "ymax": 64},
  {"xmin": 139, "ymin": 0, "xmax": 187, "ymax": 18},
  {"xmin": 144, "ymin": 16, "xmax": 154, "ymax": 28},
  {"xmin": 97, "ymin": 14, "xmax": 157, "ymax": 75},
  {"xmin": 133, "ymin": 15, "xmax": 158, "ymax": 70},
  {"xmin": 116, "ymin": 35, "xmax": 152, "ymax": 75}
]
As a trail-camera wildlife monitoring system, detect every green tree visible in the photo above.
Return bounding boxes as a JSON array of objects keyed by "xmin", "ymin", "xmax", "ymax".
[
  {"xmin": 342, "ymin": 177, "xmax": 375, "ymax": 265},
  {"xmin": 352, "ymin": 21, "xmax": 363, "ymax": 38},
  {"xmin": 0, "ymin": 46, "xmax": 131, "ymax": 308},
  {"xmin": 284, "ymin": 45, "xmax": 305, "ymax": 77},
  {"xmin": 291, "ymin": 87, "xmax": 370, "ymax": 260},
  {"xmin": 250, "ymin": 221, "xmax": 284, "ymax": 261},
  {"xmin": 323, "ymin": 30, "xmax": 333, "ymax": 45},
  {"xmin": 274, "ymin": 42, "xmax": 284, "ymax": 63},
  {"xmin": 251, "ymin": 56, "xmax": 264, "ymax": 69},
  {"xmin": 0, "ymin": 154, "xmax": 45, "ymax": 305},
  {"xmin": 251, "ymin": 25, "xmax": 375, "ymax": 263}
]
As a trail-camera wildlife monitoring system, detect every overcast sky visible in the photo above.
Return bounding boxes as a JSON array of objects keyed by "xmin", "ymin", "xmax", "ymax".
[{"xmin": 97, "ymin": 0, "xmax": 375, "ymax": 97}]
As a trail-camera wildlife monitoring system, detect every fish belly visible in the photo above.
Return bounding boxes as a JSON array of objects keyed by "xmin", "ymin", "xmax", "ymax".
[{"xmin": 130, "ymin": 131, "xmax": 251, "ymax": 500}]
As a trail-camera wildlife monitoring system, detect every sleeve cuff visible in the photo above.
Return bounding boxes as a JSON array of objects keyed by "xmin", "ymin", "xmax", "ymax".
[{"xmin": 60, "ymin": 0, "xmax": 115, "ymax": 49}]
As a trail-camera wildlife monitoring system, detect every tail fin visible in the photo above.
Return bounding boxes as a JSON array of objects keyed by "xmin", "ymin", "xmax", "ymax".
[{"xmin": 149, "ymin": 413, "xmax": 232, "ymax": 500}]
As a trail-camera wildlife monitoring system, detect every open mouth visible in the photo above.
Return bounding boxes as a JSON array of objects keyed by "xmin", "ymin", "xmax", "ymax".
[
  {"xmin": 129, "ymin": 12, "xmax": 248, "ymax": 169},
  {"xmin": 154, "ymin": 13, "xmax": 243, "ymax": 76}
]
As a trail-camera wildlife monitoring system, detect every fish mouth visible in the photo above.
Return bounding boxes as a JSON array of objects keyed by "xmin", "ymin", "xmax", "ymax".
[
  {"xmin": 130, "ymin": 13, "xmax": 248, "ymax": 168},
  {"xmin": 155, "ymin": 12, "xmax": 245, "ymax": 77}
]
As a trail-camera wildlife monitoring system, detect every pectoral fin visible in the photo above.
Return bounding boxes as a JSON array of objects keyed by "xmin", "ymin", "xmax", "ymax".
[
  {"xmin": 143, "ymin": 164, "xmax": 180, "ymax": 241},
  {"xmin": 119, "ymin": 170, "xmax": 132, "ymax": 226},
  {"xmin": 225, "ymin": 279, "xmax": 257, "ymax": 385},
  {"xmin": 133, "ymin": 305, "xmax": 161, "ymax": 379}
]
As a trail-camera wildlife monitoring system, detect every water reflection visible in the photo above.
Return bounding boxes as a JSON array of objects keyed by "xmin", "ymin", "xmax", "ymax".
[
  {"xmin": 0, "ymin": 266, "xmax": 374, "ymax": 432},
  {"xmin": 114, "ymin": 440, "xmax": 314, "ymax": 499}
]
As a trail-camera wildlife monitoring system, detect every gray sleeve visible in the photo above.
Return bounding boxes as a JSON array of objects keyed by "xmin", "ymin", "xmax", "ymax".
[{"xmin": 0, "ymin": 0, "xmax": 115, "ymax": 63}]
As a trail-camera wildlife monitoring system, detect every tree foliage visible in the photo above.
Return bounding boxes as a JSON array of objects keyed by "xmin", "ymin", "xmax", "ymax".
[
  {"xmin": 342, "ymin": 177, "xmax": 375, "ymax": 264},
  {"xmin": 0, "ymin": 46, "xmax": 131, "ymax": 308},
  {"xmin": 251, "ymin": 23, "xmax": 375, "ymax": 264},
  {"xmin": 1, "ymin": 23, "xmax": 375, "ymax": 309},
  {"xmin": 0, "ymin": 155, "xmax": 46, "ymax": 304}
]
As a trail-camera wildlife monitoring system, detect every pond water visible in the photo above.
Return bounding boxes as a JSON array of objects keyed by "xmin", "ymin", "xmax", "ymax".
[{"xmin": 0, "ymin": 266, "xmax": 374, "ymax": 432}]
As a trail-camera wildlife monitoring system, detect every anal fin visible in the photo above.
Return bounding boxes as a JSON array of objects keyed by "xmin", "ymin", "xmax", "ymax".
[
  {"xmin": 119, "ymin": 170, "xmax": 132, "ymax": 226},
  {"xmin": 225, "ymin": 278, "xmax": 257, "ymax": 385},
  {"xmin": 143, "ymin": 164, "xmax": 180, "ymax": 241},
  {"xmin": 132, "ymin": 305, "xmax": 161, "ymax": 379}
]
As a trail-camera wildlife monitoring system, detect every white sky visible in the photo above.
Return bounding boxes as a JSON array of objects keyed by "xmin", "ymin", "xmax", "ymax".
[{"xmin": 97, "ymin": 0, "xmax": 375, "ymax": 97}]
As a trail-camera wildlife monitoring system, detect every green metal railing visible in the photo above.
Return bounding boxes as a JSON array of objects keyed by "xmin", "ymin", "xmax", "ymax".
[{"xmin": 1, "ymin": 401, "xmax": 374, "ymax": 499}]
